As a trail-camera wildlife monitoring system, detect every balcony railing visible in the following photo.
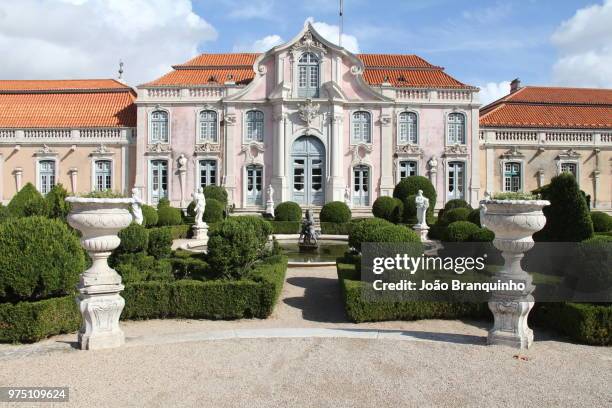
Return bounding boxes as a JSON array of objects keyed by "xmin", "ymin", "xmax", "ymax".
[
  {"xmin": 140, "ymin": 86, "xmax": 229, "ymax": 101},
  {"xmin": 481, "ymin": 130, "xmax": 612, "ymax": 147},
  {"xmin": 395, "ymin": 89, "xmax": 476, "ymax": 103},
  {"xmin": 0, "ymin": 128, "xmax": 131, "ymax": 144}
]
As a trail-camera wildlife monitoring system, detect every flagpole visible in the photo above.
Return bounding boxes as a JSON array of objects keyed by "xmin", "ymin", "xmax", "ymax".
[{"xmin": 339, "ymin": 0, "xmax": 343, "ymax": 47}]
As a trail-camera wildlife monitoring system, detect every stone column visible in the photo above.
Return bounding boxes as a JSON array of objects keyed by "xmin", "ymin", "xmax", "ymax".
[
  {"xmin": 68, "ymin": 168, "xmax": 78, "ymax": 193},
  {"xmin": 223, "ymin": 111, "xmax": 237, "ymax": 205},
  {"xmin": 468, "ymin": 107, "xmax": 481, "ymax": 207},
  {"xmin": 177, "ymin": 154, "xmax": 187, "ymax": 209},
  {"xmin": 379, "ymin": 112, "xmax": 394, "ymax": 197},
  {"xmin": 537, "ymin": 169, "xmax": 545, "ymax": 189},
  {"xmin": 272, "ymin": 111, "xmax": 286, "ymax": 202},
  {"xmin": 329, "ymin": 110, "xmax": 345, "ymax": 201},
  {"xmin": 13, "ymin": 167, "xmax": 23, "ymax": 192}
]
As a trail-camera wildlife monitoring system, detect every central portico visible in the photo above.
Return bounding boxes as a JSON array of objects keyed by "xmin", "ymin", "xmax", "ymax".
[{"xmin": 134, "ymin": 22, "xmax": 480, "ymax": 210}]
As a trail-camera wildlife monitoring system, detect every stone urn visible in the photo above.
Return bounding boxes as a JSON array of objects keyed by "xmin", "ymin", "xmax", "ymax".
[
  {"xmin": 480, "ymin": 198, "xmax": 550, "ymax": 349},
  {"xmin": 66, "ymin": 197, "xmax": 134, "ymax": 350}
]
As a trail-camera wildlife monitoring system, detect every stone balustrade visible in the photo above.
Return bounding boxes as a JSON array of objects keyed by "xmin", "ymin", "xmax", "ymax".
[
  {"xmin": 139, "ymin": 86, "xmax": 231, "ymax": 101},
  {"xmin": 395, "ymin": 88, "xmax": 476, "ymax": 103},
  {"xmin": 0, "ymin": 128, "xmax": 131, "ymax": 144},
  {"xmin": 482, "ymin": 129, "xmax": 612, "ymax": 147}
]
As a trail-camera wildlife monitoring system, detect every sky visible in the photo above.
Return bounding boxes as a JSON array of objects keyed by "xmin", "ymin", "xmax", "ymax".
[{"xmin": 0, "ymin": 0, "xmax": 610, "ymax": 104}]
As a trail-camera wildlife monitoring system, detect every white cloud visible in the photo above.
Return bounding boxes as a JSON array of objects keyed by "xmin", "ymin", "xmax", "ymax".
[
  {"xmin": 462, "ymin": 2, "xmax": 511, "ymax": 24},
  {"xmin": 551, "ymin": 0, "xmax": 612, "ymax": 87},
  {"xmin": 0, "ymin": 0, "xmax": 217, "ymax": 85},
  {"xmin": 478, "ymin": 81, "xmax": 511, "ymax": 105},
  {"xmin": 307, "ymin": 18, "xmax": 360, "ymax": 54},
  {"xmin": 233, "ymin": 35, "xmax": 283, "ymax": 52}
]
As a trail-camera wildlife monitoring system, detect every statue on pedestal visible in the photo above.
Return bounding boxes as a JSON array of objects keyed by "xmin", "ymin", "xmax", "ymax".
[
  {"xmin": 344, "ymin": 185, "xmax": 352, "ymax": 208},
  {"xmin": 131, "ymin": 188, "xmax": 143, "ymax": 225},
  {"xmin": 266, "ymin": 184, "xmax": 275, "ymax": 217},
  {"xmin": 415, "ymin": 189, "xmax": 429, "ymax": 228},
  {"xmin": 192, "ymin": 187, "xmax": 206, "ymax": 227},
  {"xmin": 298, "ymin": 209, "xmax": 318, "ymax": 250}
]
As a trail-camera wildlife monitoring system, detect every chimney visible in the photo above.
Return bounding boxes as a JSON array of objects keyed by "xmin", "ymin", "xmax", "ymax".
[{"xmin": 510, "ymin": 78, "xmax": 521, "ymax": 93}]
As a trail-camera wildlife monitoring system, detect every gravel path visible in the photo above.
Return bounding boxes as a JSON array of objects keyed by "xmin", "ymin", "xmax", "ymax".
[{"xmin": 0, "ymin": 266, "xmax": 610, "ymax": 407}]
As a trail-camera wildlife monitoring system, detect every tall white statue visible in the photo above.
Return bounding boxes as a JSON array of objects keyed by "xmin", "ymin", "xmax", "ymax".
[
  {"xmin": 344, "ymin": 185, "xmax": 352, "ymax": 208},
  {"xmin": 131, "ymin": 188, "xmax": 143, "ymax": 225},
  {"xmin": 266, "ymin": 184, "xmax": 275, "ymax": 217},
  {"xmin": 415, "ymin": 189, "xmax": 429, "ymax": 228},
  {"xmin": 192, "ymin": 187, "xmax": 206, "ymax": 227}
]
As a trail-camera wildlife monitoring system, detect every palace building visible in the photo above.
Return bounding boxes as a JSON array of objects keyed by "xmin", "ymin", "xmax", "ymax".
[
  {"xmin": 479, "ymin": 81, "xmax": 612, "ymax": 210},
  {"xmin": 0, "ymin": 79, "xmax": 136, "ymax": 200},
  {"xmin": 1, "ymin": 23, "xmax": 610, "ymax": 214},
  {"xmin": 133, "ymin": 23, "xmax": 481, "ymax": 210}
]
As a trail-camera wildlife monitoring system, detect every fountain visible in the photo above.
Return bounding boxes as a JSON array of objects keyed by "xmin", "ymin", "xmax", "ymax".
[{"xmin": 298, "ymin": 209, "xmax": 318, "ymax": 251}]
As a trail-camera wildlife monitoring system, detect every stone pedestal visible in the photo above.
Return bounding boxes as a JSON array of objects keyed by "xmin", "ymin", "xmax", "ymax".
[
  {"xmin": 413, "ymin": 224, "xmax": 429, "ymax": 242},
  {"xmin": 480, "ymin": 198, "xmax": 549, "ymax": 349},
  {"xmin": 265, "ymin": 199, "xmax": 275, "ymax": 218},
  {"xmin": 192, "ymin": 223, "xmax": 209, "ymax": 245},
  {"xmin": 66, "ymin": 197, "xmax": 134, "ymax": 350}
]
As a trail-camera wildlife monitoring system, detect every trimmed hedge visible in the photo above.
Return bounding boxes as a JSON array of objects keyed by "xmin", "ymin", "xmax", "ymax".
[
  {"xmin": 534, "ymin": 173, "xmax": 593, "ymax": 242},
  {"xmin": 275, "ymin": 201, "xmax": 302, "ymax": 221},
  {"xmin": 0, "ymin": 296, "xmax": 80, "ymax": 343},
  {"xmin": 531, "ymin": 303, "xmax": 612, "ymax": 346},
  {"xmin": 467, "ymin": 208, "xmax": 482, "ymax": 227},
  {"xmin": 165, "ymin": 224, "xmax": 191, "ymax": 239},
  {"xmin": 141, "ymin": 204, "xmax": 159, "ymax": 228},
  {"xmin": 393, "ymin": 176, "xmax": 436, "ymax": 218},
  {"xmin": 337, "ymin": 261, "xmax": 489, "ymax": 323},
  {"xmin": 443, "ymin": 221, "xmax": 481, "ymax": 242},
  {"xmin": 122, "ymin": 255, "xmax": 287, "ymax": 320},
  {"xmin": 203, "ymin": 185, "xmax": 229, "ymax": 206},
  {"xmin": 148, "ymin": 227, "xmax": 173, "ymax": 259},
  {"xmin": 157, "ymin": 204, "xmax": 183, "ymax": 226},
  {"xmin": 114, "ymin": 253, "xmax": 174, "ymax": 283},
  {"xmin": 7, "ymin": 183, "xmax": 48, "ymax": 217},
  {"xmin": 117, "ymin": 223, "xmax": 149, "ymax": 254},
  {"xmin": 590, "ymin": 211, "xmax": 612, "ymax": 233},
  {"xmin": 444, "ymin": 199, "xmax": 471, "ymax": 211},
  {"xmin": 204, "ymin": 198, "xmax": 225, "ymax": 223},
  {"xmin": 440, "ymin": 207, "xmax": 471, "ymax": 226},
  {"xmin": 1, "ymin": 256, "xmax": 288, "ymax": 343},
  {"xmin": 372, "ymin": 196, "xmax": 403, "ymax": 224},
  {"xmin": 0, "ymin": 217, "xmax": 85, "ymax": 303},
  {"xmin": 269, "ymin": 220, "xmax": 300, "ymax": 234},
  {"xmin": 45, "ymin": 184, "xmax": 70, "ymax": 219},
  {"xmin": 319, "ymin": 201, "xmax": 351, "ymax": 223},
  {"xmin": 348, "ymin": 218, "xmax": 393, "ymax": 251},
  {"xmin": 320, "ymin": 222, "xmax": 350, "ymax": 235}
]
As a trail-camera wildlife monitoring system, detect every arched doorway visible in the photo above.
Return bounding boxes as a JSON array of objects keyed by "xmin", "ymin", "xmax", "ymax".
[{"xmin": 291, "ymin": 136, "xmax": 325, "ymax": 206}]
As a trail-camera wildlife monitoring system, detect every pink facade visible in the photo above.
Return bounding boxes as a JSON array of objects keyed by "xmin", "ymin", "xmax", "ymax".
[{"xmin": 135, "ymin": 23, "xmax": 481, "ymax": 210}]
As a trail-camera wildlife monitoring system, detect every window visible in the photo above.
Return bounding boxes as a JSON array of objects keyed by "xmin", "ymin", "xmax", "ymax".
[
  {"xmin": 151, "ymin": 110, "xmax": 169, "ymax": 143},
  {"xmin": 39, "ymin": 160, "xmax": 55, "ymax": 194},
  {"xmin": 352, "ymin": 111, "xmax": 371, "ymax": 143},
  {"xmin": 560, "ymin": 162, "xmax": 577, "ymax": 178},
  {"xmin": 353, "ymin": 165, "xmax": 370, "ymax": 206},
  {"xmin": 504, "ymin": 162, "xmax": 522, "ymax": 192},
  {"xmin": 246, "ymin": 165, "xmax": 263, "ymax": 205},
  {"xmin": 297, "ymin": 52, "xmax": 319, "ymax": 98},
  {"xmin": 399, "ymin": 160, "xmax": 417, "ymax": 179},
  {"xmin": 94, "ymin": 160, "xmax": 112, "ymax": 191},
  {"xmin": 199, "ymin": 160, "xmax": 217, "ymax": 188},
  {"xmin": 150, "ymin": 160, "xmax": 168, "ymax": 204},
  {"xmin": 246, "ymin": 110, "xmax": 264, "ymax": 142},
  {"xmin": 447, "ymin": 113, "xmax": 465, "ymax": 144},
  {"xmin": 199, "ymin": 110, "xmax": 217, "ymax": 142},
  {"xmin": 398, "ymin": 112, "xmax": 418, "ymax": 144}
]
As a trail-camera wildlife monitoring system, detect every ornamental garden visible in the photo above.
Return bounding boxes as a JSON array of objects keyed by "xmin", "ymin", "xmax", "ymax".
[{"xmin": 0, "ymin": 171, "xmax": 610, "ymax": 348}]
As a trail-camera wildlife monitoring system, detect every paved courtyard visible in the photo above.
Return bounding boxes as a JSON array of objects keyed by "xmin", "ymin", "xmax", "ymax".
[{"xmin": 0, "ymin": 266, "xmax": 610, "ymax": 407}]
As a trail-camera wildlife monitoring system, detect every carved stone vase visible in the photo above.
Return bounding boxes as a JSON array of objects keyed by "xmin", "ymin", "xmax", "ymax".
[
  {"xmin": 480, "ymin": 198, "xmax": 549, "ymax": 349},
  {"xmin": 66, "ymin": 197, "xmax": 134, "ymax": 350}
]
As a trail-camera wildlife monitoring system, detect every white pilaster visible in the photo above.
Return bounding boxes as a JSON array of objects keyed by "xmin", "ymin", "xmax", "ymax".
[
  {"xmin": 272, "ymin": 109, "xmax": 286, "ymax": 202},
  {"xmin": 469, "ymin": 107, "xmax": 480, "ymax": 207},
  {"xmin": 379, "ymin": 110, "xmax": 394, "ymax": 196},
  {"xmin": 223, "ymin": 110, "xmax": 237, "ymax": 205},
  {"xmin": 329, "ymin": 107, "xmax": 345, "ymax": 201}
]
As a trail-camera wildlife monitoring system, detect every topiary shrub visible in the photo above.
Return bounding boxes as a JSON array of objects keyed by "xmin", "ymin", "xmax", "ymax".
[
  {"xmin": 275, "ymin": 201, "xmax": 302, "ymax": 221},
  {"xmin": 203, "ymin": 185, "xmax": 228, "ymax": 206},
  {"xmin": 157, "ymin": 205, "xmax": 183, "ymax": 226},
  {"xmin": 469, "ymin": 227, "xmax": 495, "ymax": 242},
  {"xmin": 141, "ymin": 204, "xmax": 159, "ymax": 228},
  {"xmin": 117, "ymin": 223, "xmax": 149, "ymax": 254},
  {"xmin": 590, "ymin": 211, "xmax": 612, "ymax": 233},
  {"xmin": 467, "ymin": 208, "xmax": 481, "ymax": 227},
  {"xmin": 444, "ymin": 199, "xmax": 471, "ymax": 211},
  {"xmin": 7, "ymin": 183, "xmax": 48, "ymax": 218},
  {"xmin": 320, "ymin": 201, "xmax": 351, "ymax": 223},
  {"xmin": 443, "ymin": 221, "xmax": 481, "ymax": 242},
  {"xmin": 563, "ymin": 237, "xmax": 612, "ymax": 294},
  {"xmin": 372, "ymin": 196, "xmax": 403, "ymax": 224},
  {"xmin": 393, "ymin": 176, "xmax": 436, "ymax": 218},
  {"xmin": 45, "ymin": 183, "xmax": 70, "ymax": 220},
  {"xmin": 440, "ymin": 207, "xmax": 471, "ymax": 226},
  {"xmin": 402, "ymin": 194, "xmax": 417, "ymax": 224},
  {"xmin": 207, "ymin": 218, "xmax": 263, "ymax": 279},
  {"xmin": 114, "ymin": 252, "xmax": 173, "ymax": 283},
  {"xmin": 203, "ymin": 199, "xmax": 225, "ymax": 223},
  {"xmin": 230, "ymin": 216, "xmax": 273, "ymax": 244},
  {"xmin": 348, "ymin": 218, "xmax": 393, "ymax": 251},
  {"xmin": 534, "ymin": 173, "xmax": 593, "ymax": 242},
  {"xmin": 148, "ymin": 227, "xmax": 173, "ymax": 259},
  {"xmin": 0, "ymin": 216, "xmax": 85, "ymax": 302},
  {"xmin": 0, "ymin": 204, "xmax": 11, "ymax": 223}
]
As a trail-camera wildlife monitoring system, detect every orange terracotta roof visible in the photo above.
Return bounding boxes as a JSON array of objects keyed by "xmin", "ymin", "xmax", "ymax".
[
  {"xmin": 143, "ymin": 53, "xmax": 473, "ymax": 89},
  {"xmin": 0, "ymin": 80, "xmax": 136, "ymax": 128},
  {"xmin": 480, "ymin": 86, "xmax": 612, "ymax": 129}
]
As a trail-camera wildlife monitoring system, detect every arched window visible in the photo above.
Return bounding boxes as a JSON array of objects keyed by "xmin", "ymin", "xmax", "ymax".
[
  {"xmin": 151, "ymin": 110, "xmax": 169, "ymax": 143},
  {"xmin": 199, "ymin": 110, "xmax": 217, "ymax": 142},
  {"xmin": 298, "ymin": 52, "xmax": 319, "ymax": 98},
  {"xmin": 447, "ymin": 113, "xmax": 465, "ymax": 144},
  {"xmin": 398, "ymin": 112, "xmax": 418, "ymax": 144},
  {"xmin": 352, "ymin": 111, "xmax": 371, "ymax": 143},
  {"xmin": 246, "ymin": 110, "xmax": 264, "ymax": 142}
]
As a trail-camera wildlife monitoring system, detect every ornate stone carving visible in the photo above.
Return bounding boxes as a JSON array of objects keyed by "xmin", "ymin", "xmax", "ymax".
[
  {"xmin": 350, "ymin": 143, "xmax": 373, "ymax": 166},
  {"xmin": 36, "ymin": 144, "xmax": 57, "ymax": 156},
  {"xmin": 380, "ymin": 115, "xmax": 392, "ymax": 126},
  {"xmin": 444, "ymin": 144, "xmax": 468, "ymax": 156},
  {"xmin": 224, "ymin": 114, "xmax": 236, "ymax": 126},
  {"xmin": 350, "ymin": 65, "xmax": 363, "ymax": 75},
  {"xmin": 479, "ymin": 198, "xmax": 550, "ymax": 349},
  {"xmin": 297, "ymin": 99, "xmax": 320, "ymax": 128},
  {"xmin": 291, "ymin": 29, "xmax": 326, "ymax": 54},
  {"xmin": 66, "ymin": 197, "xmax": 135, "ymax": 350},
  {"xmin": 147, "ymin": 143, "xmax": 172, "ymax": 153},
  {"xmin": 257, "ymin": 65, "xmax": 267, "ymax": 75},
  {"xmin": 195, "ymin": 142, "xmax": 221, "ymax": 153},
  {"xmin": 395, "ymin": 144, "xmax": 423, "ymax": 156},
  {"xmin": 241, "ymin": 142, "xmax": 265, "ymax": 165},
  {"xmin": 91, "ymin": 143, "xmax": 113, "ymax": 156},
  {"xmin": 557, "ymin": 148, "xmax": 581, "ymax": 159},
  {"xmin": 500, "ymin": 146, "xmax": 524, "ymax": 159}
]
